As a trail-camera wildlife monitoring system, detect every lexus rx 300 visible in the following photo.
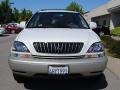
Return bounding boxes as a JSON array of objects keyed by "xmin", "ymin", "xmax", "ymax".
[{"xmin": 8, "ymin": 10, "xmax": 108, "ymax": 82}]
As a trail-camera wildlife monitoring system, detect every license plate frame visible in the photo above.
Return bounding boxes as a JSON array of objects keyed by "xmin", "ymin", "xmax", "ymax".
[{"xmin": 48, "ymin": 65, "xmax": 69, "ymax": 75}]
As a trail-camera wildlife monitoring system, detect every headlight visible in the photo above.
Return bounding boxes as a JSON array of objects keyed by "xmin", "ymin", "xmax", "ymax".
[
  {"xmin": 12, "ymin": 41, "xmax": 30, "ymax": 52},
  {"xmin": 87, "ymin": 42, "xmax": 104, "ymax": 53},
  {"xmin": 85, "ymin": 42, "xmax": 105, "ymax": 58}
]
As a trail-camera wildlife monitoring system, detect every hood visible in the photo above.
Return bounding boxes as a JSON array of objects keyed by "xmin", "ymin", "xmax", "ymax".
[{"xmin": 16, "ymin": 28, "xmax": 92, "ymax": 42}]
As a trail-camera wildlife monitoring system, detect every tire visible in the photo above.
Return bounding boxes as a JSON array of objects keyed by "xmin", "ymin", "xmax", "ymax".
[
  {"xmin": 11, "ymin": 30, "xmax": 15, "ymax": 34},
  {"xmin": 94, "ymin": 74, "xmax": 102, "ymax": 79},
  {"xmin": 99, "ymin": 31, "xmax": 105, "ymax": 36},
  {"xmin": 13, "ymin": 73, "xmax": 28, "ymax": 83},
  {"xmin": 86, "ymin": 74, "xmax": 103, "ymax": 82},
  {"xmin": 91, "ymin": 74, "xmax": 103, "ymax": 82}
]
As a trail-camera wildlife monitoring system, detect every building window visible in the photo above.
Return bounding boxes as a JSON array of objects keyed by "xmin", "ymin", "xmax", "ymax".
[
  {"xmin": 96, "ymin": 21, "xmax": 99, "ymax": 25},
  {"xmin": 103, "ymin": 20, "xmax": 106, "ymax": 26}
]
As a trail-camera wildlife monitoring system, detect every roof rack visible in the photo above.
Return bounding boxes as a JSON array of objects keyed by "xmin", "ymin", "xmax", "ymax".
[{"xmin": 40, "ymin": 9, "xmax": 67, "ymax": 11}]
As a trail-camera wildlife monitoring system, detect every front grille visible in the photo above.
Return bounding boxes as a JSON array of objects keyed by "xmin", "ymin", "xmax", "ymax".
[{"xmin": 33, "ymin": 42, "xmax": 83, "ymax": 54}]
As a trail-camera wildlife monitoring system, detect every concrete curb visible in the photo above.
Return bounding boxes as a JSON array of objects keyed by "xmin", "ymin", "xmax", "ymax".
[
  {"xmin": 111, "ymin": 36, "xmax": 120, "ymax": 41},
  {"xmin": 107, "ymin": 56, "xmax": 120, "ymax": 79}
]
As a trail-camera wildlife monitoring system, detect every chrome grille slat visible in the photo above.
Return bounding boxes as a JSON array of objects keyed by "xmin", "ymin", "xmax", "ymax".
[
  {"xmin": 71, "ymin": 43, "xmax": 74, "ymax": 53},
  {"xmin": 50, "ymin": 43, "xmax": 52, "ymax": 53},
  {"xmin": 39, "ymin": 42, "xmax": 42, "ymax": 52},
  {"xmin": 33, "ymin": 42, "xmax": 83, "ymax": 54},
  {"xmin": 61, "ymin": 43, "xmax": 63, "ymax": 53},
  {"xmin": 43, "ymin": 43, "xmax": 46, "ymax": 53},
  {"xmin": 64, "ymin": 43, "xmax": 67, "ymax": 53},
  {"xmin": 74, "ymin": 43, "xmax": 77, "ymax": 53},
  {"xmin": 54, "ymin": 43, "xmax": 56, "ymax": 53},
  {"xmin": 46, "ymin": 43, "xmax": 49, "ymax": 53},
  {"xmin": 77, "ymin": 43, "xmax": 81, "ymax": 53},
  {"xmin": 40, "ymin": 42, "xmax": 43, "ymax": 52},
  {"xmin": 57, "ymin": 43, "xmax": 59, "ymax": 53},
  {"xmin": 68, "ymin": 43, "xmax": 71, "ymax": 53}
]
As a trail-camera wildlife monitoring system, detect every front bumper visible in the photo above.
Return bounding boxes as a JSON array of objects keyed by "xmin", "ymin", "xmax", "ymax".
[{"xmin": 8, "ymin": 56, "xmax": 108, "ymax": 77}]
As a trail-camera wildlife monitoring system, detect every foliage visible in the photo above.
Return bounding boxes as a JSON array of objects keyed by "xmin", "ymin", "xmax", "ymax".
[
  {"xmin": 13, "ymin": 8, "xmax": 32, "ymax": 23},
  {"xmin": 66, "ymin": 1, "xmax": 84, "ymax": 15},
  {"xmin": 0, "ymin": 0, "xmax": 32, "ymax": 24},
  {"xmin": 12, "ymin": 8, "xmax": 19, "ymax": 22},
  {"xmin": 111, "ymin": 27, "xmax": 120, "ymax": 36},
  {"xmin": 0, "ymin": 0, "xmax": 11, "ymax": 23},
  {"xmin": 101, "ymin": 36, "xmax": 120, "ymax": 58}
]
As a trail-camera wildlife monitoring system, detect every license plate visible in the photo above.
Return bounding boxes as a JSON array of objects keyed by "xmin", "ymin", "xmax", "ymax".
[{"xmin": 48, "ymin": 65, "xmax": 69, "ymax": 75}]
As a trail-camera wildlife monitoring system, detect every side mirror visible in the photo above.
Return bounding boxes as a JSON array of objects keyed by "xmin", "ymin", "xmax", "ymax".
[
  {"xmin": 89, "ymin": 22, "xmax": 97, "ymax": 29},
  {"xmin": 19, "ymin": 21, "xmax": 26, "ymax": 28}
]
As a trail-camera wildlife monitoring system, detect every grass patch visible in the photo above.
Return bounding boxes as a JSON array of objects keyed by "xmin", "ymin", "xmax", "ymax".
[
  {"xmin": 101, "ymin": 36, "xmax": 120, "ymax": 58},
  {"xmin": 111, "ymin": 27, "xmax": 120, "ymax": 36}
]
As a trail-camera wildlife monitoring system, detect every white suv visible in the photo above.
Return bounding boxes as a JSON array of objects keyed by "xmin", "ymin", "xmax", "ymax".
[{"xmin": 8, "ymin": 10, "xmax": 107, "ymax": 82}]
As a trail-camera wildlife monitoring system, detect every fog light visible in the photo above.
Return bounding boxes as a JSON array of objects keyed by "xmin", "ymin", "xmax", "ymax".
[
  {"xmin": 11, "ymin": 52, "xmax": 31, "ymax": 58},
  {"xmin": 84, "ymin": 53, "xmax": 105, "ymax": 58},
  {"xmin": 85, "ymin": 54, "xmax": 99, "ymax": 58},
  {"xmin": 21, "ymin": 54, "xmax": 31, "ymax": 58}
]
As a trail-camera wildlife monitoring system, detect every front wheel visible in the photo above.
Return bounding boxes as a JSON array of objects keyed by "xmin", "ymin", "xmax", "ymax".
[{"xmin": 90, "ymin": 74, "xmax": 104, "ymax": 82}]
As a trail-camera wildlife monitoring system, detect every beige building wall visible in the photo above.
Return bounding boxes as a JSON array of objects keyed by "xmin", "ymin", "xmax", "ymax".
[
  {"xmin": 91, "ymin": 15, "xmax": 110, "ymax": 26},
  {"xmin": 84, "ymin": 3, "xmax": 109, "ymax": 22},
  {"xmin": 84, "ymin": 0, "xmax": 120, "ymax": 29},
  {"xmin": 108, "ymin": 0, "xmax": 120, "ymax": 10},
  {"xmin": 110, "ymin": 12, "xmax": 120, "ymax": 29}
]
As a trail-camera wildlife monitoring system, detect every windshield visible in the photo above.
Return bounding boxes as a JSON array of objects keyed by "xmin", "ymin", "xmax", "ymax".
[{"xmin": 26, "ymin": 12, "xmax": 89, "ymax": 29}]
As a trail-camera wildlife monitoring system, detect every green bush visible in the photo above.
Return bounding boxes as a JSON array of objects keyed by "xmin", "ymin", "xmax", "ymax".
[
  {"xmin": 111, "ymin": 27, "xmax": 120, "ymax": 36},
  {"xmin": 101, "ymin": 36, "xmax": 120, "ymax": 58}
]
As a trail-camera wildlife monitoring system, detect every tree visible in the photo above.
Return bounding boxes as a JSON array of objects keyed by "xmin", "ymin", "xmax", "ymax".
[
  {"xmin": 19, "ymin": 8, "xmax": 32, "ymax": 22},
  {"xmin": 12, "ymin": 8, "xmax": 32, "ymax": 23},
  {"xmin": 0, "ymin": 0, "xmax": 32, "ymax": 24},
  {"xmin": 0, "ymin": 0, "xmax": 11, "ymax": 23},
  {"xmin": 66, "ymin": 1, "xmax": 84, "ymax": 15},
  {"xmin": 12, "ymin": 8, "xmax": 19, "ymax": 22},
  {"xmin": 25, "ymin": 10, "xmax": 32, "ymax": 21}
]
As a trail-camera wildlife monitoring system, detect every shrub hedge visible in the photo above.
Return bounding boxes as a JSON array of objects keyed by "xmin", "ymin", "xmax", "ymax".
[
  {"xmin": 101, "ymin": 36, "xmax": 120, "ymax": 58},
  {"xmin": 111, "ymin": 27, "xmax": 120, "ymax": 36}
]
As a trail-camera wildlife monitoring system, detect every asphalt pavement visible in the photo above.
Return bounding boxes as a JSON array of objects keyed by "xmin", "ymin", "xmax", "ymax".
[{"xmin": 0, "ymin": 34, "xmax": 120, "ymax": 90}]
